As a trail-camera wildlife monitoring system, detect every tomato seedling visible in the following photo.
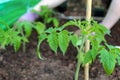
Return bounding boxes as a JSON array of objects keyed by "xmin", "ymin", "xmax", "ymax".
[
  {"xmin": 0, "ymin": 21, "xmax": 28, "ymax": 52},
  {"xmin": 37, "ymin": 19, "xmax": 120, "ymax": 80}
]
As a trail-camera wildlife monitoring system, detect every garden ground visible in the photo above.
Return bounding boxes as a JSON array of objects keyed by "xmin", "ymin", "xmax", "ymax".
[{"xmin": 0, "ymin": 0, "xmax": 120, "ymax": 80}]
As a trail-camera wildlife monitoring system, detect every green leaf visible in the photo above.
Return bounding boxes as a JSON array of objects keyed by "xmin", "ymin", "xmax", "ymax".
[
  {"xmin": 76, "ymin": 36, "xmax": 83, "ymax": 46},
  {"xmin": 100, "ymin": 49, "xmax": 116, "ymax": 75},
  {"xmin": 53, "ymin": 18, "xmax": 59, "ymax": 27},
  {"xmin": 46, "ymin": 18, "xmax": 53, "ymax": 23},
  {"xmin": 58, "ymin": 30, "xmax": 69, "ymax": 55},
  {"xmin": 107, "ymin": 45, "xmax": 120, "ymax": 58},
  {"xmin": 15, "ymin": 21, "xmax": 23, "ymax": 30},
  {"xmin": 1, "ymin": 37, "xmax": 9, "ymax": 48},
  {"xmin": 83, "ymin": 51, "xmax": 92, "ymax": 65},
  {"xmin": 45, "ymin": 27, "xmax": 54, "ymax": 33},
  {"xmin": 47, "ymin": 31, "xmax": 58, "ymax": 53},
  {"xmin": 70, "ymin": 34, "xmax": 78, "ymax": 47},
  {"xmin": 90, "ymin": 48, "xmax": 98, "ymax": 61},
  {"xmin": 34, "ymin": 22, "xmax": 46, "ymax": 34},
  {"xmin": 90, "ymin": 38, "xmax": 102, "ymax": 52},
  {"xmin": 15, "ymin": 21, "xmax": 33, "ymax": 37},
  {"xmin": 91, "ymin": 19, "xmax": 109, "ymax": 34},
  {"xmin": 62, "ymin": 20, "xmax": 76, "ymax": 29},
  {"xmin": 13, "ymin": 36, "xmax": 21, "ymax": 52},
  {"xmin": 98, "ymin": 24, "xmax": 110, "ymax": 35},
  {"xmin": 21, "ymin": 37, "xmax": 29, "ymax": 43},
  {"xmin": 24, "ymin": 22, "xmax": 33, "ymax": 37},
  {"xmin": 39, "ymin": 33, "xmax": 47, "ymax": 42},
  {"xmin": 117, "ymin": 57, "xmax": 120, "ymax": 65}
]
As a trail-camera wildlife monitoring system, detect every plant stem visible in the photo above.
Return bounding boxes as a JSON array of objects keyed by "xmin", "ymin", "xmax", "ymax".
[
  {"xmin": 21, "ymin": 30, "xmax": 26, "ymax": 52},
  {"xmin": 36, "ymin": 39, "xmax": 45, "ymax": 60},
  {"xmin": 75, "ymin": 35, "xmax": 86, "ymax": 80},
  {"xmin": 75, "ymin": 61, "xmax": 81, "ymax": 80}
]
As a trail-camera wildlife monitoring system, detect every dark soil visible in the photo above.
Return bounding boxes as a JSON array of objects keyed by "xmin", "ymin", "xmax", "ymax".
[{"xmin": 0, "ymin": 0, "xmax": 120, "ymax": 80}]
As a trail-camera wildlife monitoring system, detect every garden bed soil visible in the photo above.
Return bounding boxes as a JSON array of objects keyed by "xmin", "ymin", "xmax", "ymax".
[{"xmin": 0, "ymin": 0, "xmax": 120, "ymax": 80}]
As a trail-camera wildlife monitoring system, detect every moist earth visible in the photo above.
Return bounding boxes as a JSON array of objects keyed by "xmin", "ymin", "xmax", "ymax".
[{"xmin": 0, "ymin": 0, "xmax": 120, "ymax": 80}]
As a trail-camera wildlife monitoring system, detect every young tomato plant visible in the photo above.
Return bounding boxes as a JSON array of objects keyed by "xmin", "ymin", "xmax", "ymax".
[
  {"xmin": 32, "ymin": 6, "xmax": 59, "ymax": 27},
  {"xmin": 30, "ymin": 6, "xmax": 59, "ymax": 59},
  {"xmin": 13, "ymin": 6, "xmax": 57, "ymax": 54},
  {"xmin": 0, "ymin": 21, "xmax": 28, "ymax": 52},
  {"xmin": 37, "ymin": 19, "xmax": 120, "ymax": 80},
  {"xmin": 15, "ymin": 21, "xmax": 33, "ymax": 52},
  {"xmin": 15, "ymin": 20, "xmax": 46, "ymax": 53}
]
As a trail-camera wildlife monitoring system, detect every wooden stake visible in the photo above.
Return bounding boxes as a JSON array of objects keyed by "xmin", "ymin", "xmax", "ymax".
[
  {"xmin": 85, "ymin": 0, "xmax": 92, "ymax": 80},
  {"xmin": 86, "ymin": 0, "xmax": 92, "ymax": 20}
]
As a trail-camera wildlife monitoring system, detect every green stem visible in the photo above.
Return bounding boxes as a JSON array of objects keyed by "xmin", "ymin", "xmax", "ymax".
[
  {"xmin": 36, "ymin": 39, "xmax": 45, "ymax": 60},
  {"xmin": 75, "ymin": 35, "xmax": 86, "ymax": 80},
  {"xmin": 75, "ymin": 61, "xmax": 81, "ymax": 80},
  {"xmin": 21, "ymin": 30, "xmax": 26, "ymax": 52}
]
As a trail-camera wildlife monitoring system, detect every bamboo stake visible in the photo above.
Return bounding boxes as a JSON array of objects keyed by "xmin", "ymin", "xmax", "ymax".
[
  {"xmin": 86, "ymin": 0, "xmax": 92, "ymax": 20},
  {"xmin": 84, "ymin": 0, "xmax": 92, "ymax": 80}
]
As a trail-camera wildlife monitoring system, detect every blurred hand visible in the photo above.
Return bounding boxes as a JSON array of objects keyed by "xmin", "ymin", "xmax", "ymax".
[{"xmin": 18, "ymin": 9, "xmax": 39, "ymax": 22}]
